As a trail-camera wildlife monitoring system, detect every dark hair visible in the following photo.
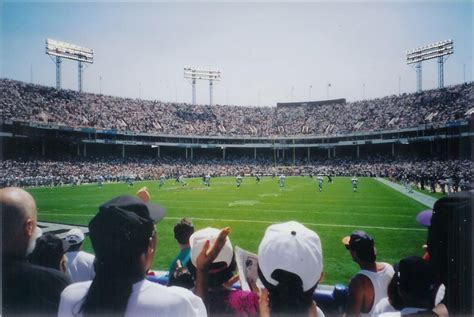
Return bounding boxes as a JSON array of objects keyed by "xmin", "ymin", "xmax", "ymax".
[
  {"xmin": 28, "ymin": 233, "xmax": 65, "ymax": 270},
  {"xmin": 258, "ymin": 267, "xmax": 316, "ymax": 316},
  {"xmin": 174, "ymin": 218, "xmax": 194, "ymax": 245},
  {"xmin": 188, "ymin": 255, "xmax": 236, "ymax": 288},
  {"xmin": 80, "ymin": 228, "xmax": 152, "ymax": 316},
  {"xmin": 355, "ymin": 249, "xmax": 376, "ymax": 263},
  {"xmin": 427, "ymin": 191, "xmax": 473, "ymax": 315},
  {"xmin": 387, "ymin": 273, "xmax": 403, "ymax": 310}
]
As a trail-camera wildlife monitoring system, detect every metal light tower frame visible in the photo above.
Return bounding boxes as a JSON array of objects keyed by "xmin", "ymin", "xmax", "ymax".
[
  {"xmin": 46, "ymin": 38, "xmax": 94, "ymax": 91},
  {"xmin": 406, "ymin": 39, "xmax": 453, "ymax": 92},
  {"xmin": 184, "ymin": 66, "xmax": 221, "ymax": 105}
]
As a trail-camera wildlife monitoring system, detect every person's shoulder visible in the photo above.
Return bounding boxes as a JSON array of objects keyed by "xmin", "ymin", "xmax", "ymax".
[
  {"xmin": 61, "ymin": 281, "xmax": 92, "ymax": 299},
  {"xmin": 134, "ymin": 281, "xmax": 206, "ymax": 315},
  {"xmin": 140, "ymin": 280, "xmax": 197, "ymax": 300},
  {"xmin": 77, "ymin": 251, "xmax": 95, "ymax": 260},
  {"xmin": 379, "ymin": 262, "xmax": 395, "ymax": 274},
  {"xmin": 350, "ymin": 272, "xmax": 372, "ymax": 290},
  {"xmin": 25, "ymin": 262, "xmax": 70, "ymax": 284}
]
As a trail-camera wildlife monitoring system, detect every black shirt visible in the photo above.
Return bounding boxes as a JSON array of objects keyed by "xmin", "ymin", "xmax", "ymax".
[{"xmin": 2, "ymin": 254, "xmax": 70, "ymax": 316}]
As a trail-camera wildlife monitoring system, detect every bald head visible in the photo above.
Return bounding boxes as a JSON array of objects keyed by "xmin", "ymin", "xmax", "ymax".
[{"xmin": 1, "ymin": 187, "xmax": 37, "ymax": 255}]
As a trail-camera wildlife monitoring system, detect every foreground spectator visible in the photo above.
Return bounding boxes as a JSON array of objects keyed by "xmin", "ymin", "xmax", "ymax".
[
  {"xmin": 378, "ymin": 256, "xmax": 447, "ymax": 317},
  {"xmin": 190, "ymin": 227, "xmax": 259, "ymax": 316},
  {"xmin": 1, "ymin": 187, "xmax": 70, "ymax": 316},
  {"xmin": 342, "ymin": 230, "xmax": 394, "ymax": 316},
  {"xmin": 427, "ymin": 190, "xmax": 473, "ymax": 315},
  {"xmin": 168, "ymin": 218, "xmax": 194, "ymax": 285},
  {"xmin": 257, "ymin": 221, "xmax": 325, "ymax": 316},
  {"xmin": 63, "ymin": 228, "xmax": 96, "ymax": 283},
  {"xmin": 58, "ymin": 195, "xmax": 206, "ymax": 316},
  {"xmin": 28, "ymin": 233, "xmax": 68, "ymax": 273}
]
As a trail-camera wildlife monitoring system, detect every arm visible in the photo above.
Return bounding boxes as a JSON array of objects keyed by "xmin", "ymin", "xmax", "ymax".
[
  {"xmin": 194, "ymin": 227, "xmax": 231, "ymax": 300},
  {"xmin": 344, "ymin": 276, "xmax": 365, "ymax": 317}
]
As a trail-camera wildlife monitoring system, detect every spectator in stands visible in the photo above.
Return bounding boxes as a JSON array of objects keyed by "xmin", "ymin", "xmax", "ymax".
[
  {"xmin": 257, "ymin": 221, "xmax": 325, "ymax": 316},
  {"xmin": 342, "ymin": 230, "xmax": 394, "ymax": 316},
  {"xmin": 58, "ymin": 195, "xmax": 206, "ymax": 317},
  {"xmin": 63, "ymin": 228, "xmax": 96, "ymax": 283},
  {"xmin": 28, "ymin": 233, "xmax": 68, "ymax": 273},
  {"xmin": 427, "ymin": 190, "xmax": 473, "ymax": 315},
  {"xmin": 190, "ymin": 227, "xmax": 259, "ymax": 316},
  {"xmin": 1, "ymin": 187, "xmax": 70, "ymax": 316},
  {"xmin": 378, "ymin": 256, "xmax": 447, "ymax": 317},
  {"xmin": 168, "ymin": 218, "xmax": 194, "ymax": 284}
]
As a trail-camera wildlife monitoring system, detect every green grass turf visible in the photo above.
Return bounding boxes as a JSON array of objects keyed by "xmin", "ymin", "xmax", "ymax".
[{"xmin": 27, "ymin": 176, "xmax": 428, "ymax": 286}]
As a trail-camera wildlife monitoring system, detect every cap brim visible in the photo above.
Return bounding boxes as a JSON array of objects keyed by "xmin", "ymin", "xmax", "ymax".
[
  {"xmin": 416, "ymin": 210, "xmax": 432, "ymax": 227},
  {"xmin": 342, "ymin": 236, "xmax": 351, "ymax": 246},
  {"xmin": 145, "ymin": 202, "xmax": 166, "ymax": 224}
]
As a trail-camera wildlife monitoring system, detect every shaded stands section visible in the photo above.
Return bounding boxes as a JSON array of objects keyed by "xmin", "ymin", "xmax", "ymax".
[{"xmin": 1, "ymin": 118, "xmax": 472, "ymax": 162}]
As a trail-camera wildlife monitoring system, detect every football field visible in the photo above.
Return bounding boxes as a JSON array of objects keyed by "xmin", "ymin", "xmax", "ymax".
[{"xmin": 27, "ymin": 176, "xmax": 428, "ymax": 285}]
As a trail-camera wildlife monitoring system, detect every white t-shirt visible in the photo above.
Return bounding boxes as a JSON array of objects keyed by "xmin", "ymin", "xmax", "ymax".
[
  {"xmin": 374, "ymin": 297, "xmax": 397, "ymax": 316},
  {"xmin": 357, "ymin": 262, "xmax": 395, "ymax": 317},
  {"xmin": 65, "ymin": 251, "xmax": 95, "ymax": 283},
  {"xmin": 58, "ymin": 279, "xmax": 207, "ymax": 317}
]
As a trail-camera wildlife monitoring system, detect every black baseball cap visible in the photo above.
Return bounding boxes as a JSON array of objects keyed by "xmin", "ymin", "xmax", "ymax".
[
  {"xmin": 342, "ymin": 230, "xmax": 376, "ymax": 262},
  {"xmin": 395, "ymin": 256, "xmax": 437, "ymax": 297},
  {"xmin": 89, "ymin": 195, "xmax": 166, "ymax": 261}
]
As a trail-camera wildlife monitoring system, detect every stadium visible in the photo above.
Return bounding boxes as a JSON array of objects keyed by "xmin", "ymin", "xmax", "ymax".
[{"xmin": 1, "ymin": 2, "xmax": 473, "ymax": 317}]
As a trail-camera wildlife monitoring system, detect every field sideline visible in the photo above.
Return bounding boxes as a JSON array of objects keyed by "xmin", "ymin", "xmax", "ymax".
[{"xmin": 28, "ymin": 176, "xmax": 428, "ymax": 285}]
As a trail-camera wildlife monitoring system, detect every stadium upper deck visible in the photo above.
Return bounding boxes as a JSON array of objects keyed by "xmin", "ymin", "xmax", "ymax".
[{"xmin": 1, "ymin": 79, "xmax": 472, "ymax": 137}]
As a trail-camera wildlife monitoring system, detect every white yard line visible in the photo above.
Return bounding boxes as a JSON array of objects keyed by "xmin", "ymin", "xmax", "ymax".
[
  {"xmin": 39, "ymin": 213, "xmax": 424, "ymax": 232},
  {"xmin": 375, "ymin": 178, "xmax": 438, "ymax": 208}
]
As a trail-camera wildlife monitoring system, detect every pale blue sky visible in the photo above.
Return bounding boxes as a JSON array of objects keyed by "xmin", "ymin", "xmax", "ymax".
[{"xmin": 1, "ymin": 1, "xmax": 472, "ymax": 106}]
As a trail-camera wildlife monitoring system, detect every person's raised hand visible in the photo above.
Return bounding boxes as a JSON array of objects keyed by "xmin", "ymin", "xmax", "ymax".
[{"xmin": 195, "ymin": 227, "xmax": 230, "ymax": 271}]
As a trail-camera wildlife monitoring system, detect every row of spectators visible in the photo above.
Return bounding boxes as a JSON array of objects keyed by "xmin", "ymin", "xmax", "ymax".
[
  {"xmin": 1, "ymin": 156, "xmax": 471, "ymax": 190},
  {"xmin": 1, "ymin": 78, "xmax": 472, "ymax": 136},
  {"xmin": 2, "ymin": 186, "xmax": 472, "ymax": 316}
]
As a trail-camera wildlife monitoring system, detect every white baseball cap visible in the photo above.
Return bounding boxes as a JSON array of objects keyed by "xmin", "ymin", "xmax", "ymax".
[
  {"xmin": 64, "ymin": 228, "xmax": 85, "ymax": 245},
  {"xmin": 258, "ymin": 221, "xmax": 323, "ymax": 292},
  {"xmin": 189, "ymin": 227, "xmax": 233, "ymax": 267}
]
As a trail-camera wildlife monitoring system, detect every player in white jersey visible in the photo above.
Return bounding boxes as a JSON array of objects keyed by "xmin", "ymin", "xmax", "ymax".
[
  {"xmin": 317, "ymin": 175, "xmax": 324, "ymax": 192},
  {"xmin": 159, "ymin": 174, "xmax": 166, "ymax": 188},
  {"xmin": 278, "ymin": 174, "xmax": 286, "ymax": 188},
  {"xmin": 204, "ymin": 174, "xmax": 211, "ymax": 187},
  {"xmin": 97, "ymin": 176, "xmax": 104, "ymax": 188},
  {"xmin": 236, "ymin": 174, "xmax": 243, "ymax": 187},
  {"xmin": 351, "ymin": 176, "xmax": 358, "ymax": 192},
  {"xmin": 178, "ymin": 175, "xmax": 187, "ymax": 187}
]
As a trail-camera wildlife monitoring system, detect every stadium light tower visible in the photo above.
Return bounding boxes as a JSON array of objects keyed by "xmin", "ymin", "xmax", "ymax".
[
  {"xmin": 46, "ymin": 38, "xmax": 94, "ymax": 91},
  {"xmin": 406, "ymin": 39, "xmax": 453, "ymax": 92},
  {"xmin": 184, "ymin": 66, "xmax": 221, "ymax": 105}
]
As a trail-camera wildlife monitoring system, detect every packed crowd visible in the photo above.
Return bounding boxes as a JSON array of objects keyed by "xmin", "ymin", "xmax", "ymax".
[
  {"xmin": 1, "ymin": 156, "xmax": 471, "ymax": 190},
  {"xmin": 1, "ymin": 79, "xmax": 472, "ymax": 137},
  {"xmin": 1, "ymin": 185, "xmax": 472, "ymax": 316}
]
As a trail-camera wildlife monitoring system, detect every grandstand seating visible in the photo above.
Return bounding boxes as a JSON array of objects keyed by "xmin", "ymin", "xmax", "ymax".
[{"xmin": 1, "ymin": 78, "xmax": 472, "ymax": 137}]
